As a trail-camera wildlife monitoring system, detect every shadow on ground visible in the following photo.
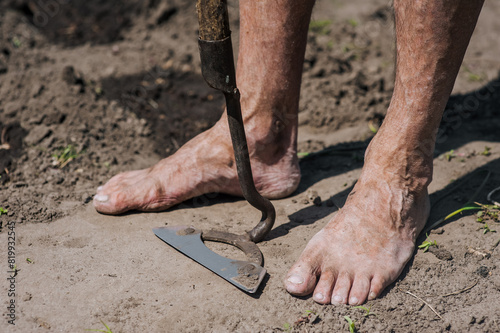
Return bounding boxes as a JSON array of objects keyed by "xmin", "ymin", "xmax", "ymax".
[{"xmin": 6, "ymin": 0, "xmax": 154, "ymax": 46}]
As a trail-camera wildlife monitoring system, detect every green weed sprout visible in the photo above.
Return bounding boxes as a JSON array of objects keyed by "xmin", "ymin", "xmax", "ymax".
[
  {"xmin": 353, "ymin": 305, "xmax": 376, "ymax": 317},
  {"xmin": 443, "ymin": 203, "xmax": 482, "ymax": 221},
  {"xmin": 52, "ymin": 145, "xmax": 80, "ymax": 168},
  {"xmin": 86, "ymin": 320, "xmax": 113, "ymax": 333},
  {"xmin": 344, "ymin": 316, "xmax": 356, "ymax": 333},
  {"xmin": 462, "ymin": 64, "xmax": 484, "ymax": 82},
  {"xmin": 424, "ymin": 170, "xmax": 493, "ymax": 234},
  {"xmin": 0, "ymin": 207, "xmax": 7, "ymax": 215},
  {"xmin": 309, "ymin": 20, "xmax": 332, "ymax": 34},
  {"xmin": 468, "ymin": 73, "xmax": 483, "ymax": 82},
  {"xmin": 475, "ymin": 202, "xmax": 499, "ymax": 234},
  {"xmin": 297, "ymin": 152, "xmax": 310, "ymax": 158},
  {"xmin": 418, "ymin": 234, "xmax": 437, "ymax": 252},
  {"xmin": 481, "ymin": 222, "xmax": 496, "ymax": 234},
  {"xmin": 475, "ymin": 203, "xmax": 499, "ymax": 222},
  {"xmin": 480, "ymin": 146, "xmax": 491, "ymax": 156},
  {"xmin": 444, "ymin": 149, "xmax": 456, "ymax": 161},
  {"xmin": 12, "ymin": 36, "xmax": 21, "ymax": 48},
  {"xmin": 368, "ymin": 121, "xmax": 378, "ymax": 134}
]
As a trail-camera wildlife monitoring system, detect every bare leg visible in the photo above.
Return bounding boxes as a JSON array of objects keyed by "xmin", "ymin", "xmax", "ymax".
[
  {"xmin": 285, "ymin": 0, "xmax": 484, "ymax": 305},
  {"xmin": 93, "ymin": 0, "xmax": 315, "ymax": 214}
]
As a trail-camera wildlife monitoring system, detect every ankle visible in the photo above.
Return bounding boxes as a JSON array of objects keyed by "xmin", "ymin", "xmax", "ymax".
[
  {"xmin": 363, "ymin": 132, "xmax": 433, "ymax": 193},
  {"xmin": 237, "ymin": 99, "xmax": 297, "ymax": 161}
]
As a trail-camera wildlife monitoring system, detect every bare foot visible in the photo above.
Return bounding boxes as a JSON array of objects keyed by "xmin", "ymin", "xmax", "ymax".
[
  {"xmin": 93, "ymin": 0, "xmax": 314, "ymax": 215},
  {"xmin": 284, "ymin": 137, "xmax": 430, "ymax": 305},
  {"xmin": 93, "ymin": 113, "xmax": 300, "ymax": 214}
]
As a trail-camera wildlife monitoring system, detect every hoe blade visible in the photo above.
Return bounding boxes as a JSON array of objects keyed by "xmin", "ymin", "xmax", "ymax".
[{"xmin": 153, "ymin": 226, "xmax": 266, "ymax": 293}]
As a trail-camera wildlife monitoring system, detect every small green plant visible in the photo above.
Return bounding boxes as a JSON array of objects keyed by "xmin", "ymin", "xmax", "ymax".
[
  {"xmin": 468, "ymin": 73, "xmax": 483, "ymax": 82},
  {"xmin": 368, "ymin": 120, "xmax": 378, "ymax": 134},
  {"xmin": 297, "ymin": 152, "xmax": 310, "ymax": 158},
  {"xmin": 344, "ymin": 316, "xmax": 356, "ymax": 333},
  {"xmin": 327, "ymin": 40, "xmax": 334, "ymax": 50},
  {"xmin": 480, "ymin": 222, "xmax": 496, "ymax": 234},
  {"xmin": 476, "ymin": 210, "xmax": 484, "ymax": 222},
  {"xmin": 52, "ymin": 145, "xmax": 80, "ymax": 168},
  {"xmin": 475, "ymin": 202, "xmax": 499, "ymax": 235},
  {"xmin": 11, "ymin": 36, "xmax": 21, "ymax": 48},
  {"xmin": 10, "ymin": 264, "xmax": 19, "ymax": 277},
  {"xmin": 309, "ymin": 20, "xmax": 332, "ymax": 34},
  {"xmin": 0, "ymin": 207, "xmax": 7, "ymax": 216},
  {"xmin": 353, "ymin": 305, "xmax": 376, "ymax": 317},
  {"xmin": 26, "ymin": 258, "xmax": 34, "ymax": 264},
  {"xmin": 424, "ymin": 170, "xmax": 493, "ymax": 233},
  {"xmin": 480, "ymin": 146, "xmax": 491, "ymax": 156},
  {"xmin": 348, "ymin": 19, "xmax": 358, "ymax": 27},
  {"xmin": 86, "ymin": 320, "xmax": 113, "ymax": 333},
  {"xmin": 418, "ymin": 234, "xmax": 437, "ymax": 252},
  {"xmin": 444, "ymin": 149, "xmax": 456, "ymax": 161},
  {"xmin": 442, "ymin": 203, "xmax": 481, "ymax": 221},
  {"xmin": 94, "ymin": 86, "xmax": 103, "ymax": 96},
  {"xmin": 282, "ymin": 322, "xmax": 291, "ymax": 332},
  {"xmin": 475, "ymin": 202, "xmax": 499, "ymax": 223},
  {"xmin": 463, "ymin": 65, "xmax": 485, "ymax": 82}
]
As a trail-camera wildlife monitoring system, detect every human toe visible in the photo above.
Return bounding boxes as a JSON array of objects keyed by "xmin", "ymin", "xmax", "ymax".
[
  {"xmin": 348, "ymin": 275, "xmax": 371, "ymax": 305},
  {"xmin": 331, "ymin": 273, "xmax": 351, "ymax": 304},
  {"xmin": 93, "ymin": 186, "xmax": 139, "ymax": 215},
  {"xmin": 367, "ymin": 274, "xmax": 387, "ymax": 301},
  {"xmin": 285, "ymin": 263, "xmax": 317, "ymax": 296},
  {"xmin": 312, "ymin": 271, "xmax": 335, "ymax": 304}
]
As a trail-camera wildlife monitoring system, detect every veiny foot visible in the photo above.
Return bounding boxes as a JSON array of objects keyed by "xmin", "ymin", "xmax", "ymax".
[
  {"xmin": 284, "ymin": 147, "xmax": 430, "ymax": 305},
  {"xmin": 93, "ymin": 115, "xmax": 300, "ymax": 215}
]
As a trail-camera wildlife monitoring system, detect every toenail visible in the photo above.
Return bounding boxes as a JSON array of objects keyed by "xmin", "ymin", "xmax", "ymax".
[
  {"xmin": 349, "ymin": 297, "xmax": 359, "ymax": 305},
  {"xmin": 94, "ymin": 194, "xmax": 109, "ymax": 202},
  {"xmin": 332, "ymin": 295, "xmax": 343, "ymax": 303},
  {"xmin": 314, "ymin": 293, "xmax": 324, "ymax": 301},
  {"xmin": 287, "ymin": 275, "xmax": 304, "ymax": 285},
  {"xmin": 97, "ymin": 186, "xmax": 103, "ymax": 191},
  {"xmin": 368, "ymin": 291, "xmax": 376, "ymax": 300}
]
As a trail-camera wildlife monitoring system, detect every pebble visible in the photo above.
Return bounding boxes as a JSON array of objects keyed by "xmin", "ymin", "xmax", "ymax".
[
  {"xmin": 306, "ymin": 190, "xmax": 322, "ymax": 206},
  {"xmin": 430, "ymin": 228, "xmax": 445, "ymax": 235},
  {"xmin": 429, "ymin": 247, "xmax": 453, "ymax": 261},
  {"xmin": 476, "ymin": 266, "xmax": 490, "ymax": 278},
  {"xmin": 62, "ymin": 65, "xmax": 77, "ymax": 84}
]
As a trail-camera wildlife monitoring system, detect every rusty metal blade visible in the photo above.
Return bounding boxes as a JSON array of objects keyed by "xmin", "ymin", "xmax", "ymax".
[{"xmin": 153, "ymin": 226, "xmax": 266, "ymax": 293}]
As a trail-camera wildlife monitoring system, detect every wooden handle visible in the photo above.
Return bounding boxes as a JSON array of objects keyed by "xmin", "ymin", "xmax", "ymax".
[{"xmin": 196, "ymin": 0, "xmax": 231, "ymax": 40}]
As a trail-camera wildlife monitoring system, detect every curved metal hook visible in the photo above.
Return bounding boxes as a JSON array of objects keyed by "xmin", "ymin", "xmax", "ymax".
[{"xmin": 199, "ymin": 36, "xmax": 276, "ymax": 244}]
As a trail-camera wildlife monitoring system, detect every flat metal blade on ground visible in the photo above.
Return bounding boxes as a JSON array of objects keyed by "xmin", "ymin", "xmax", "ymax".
[{"xmin": 153, "ymin": 226, "xmax": 266, "ymax": 293}]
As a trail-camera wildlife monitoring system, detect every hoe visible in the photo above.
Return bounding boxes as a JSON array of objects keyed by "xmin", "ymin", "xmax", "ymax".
[{"xmin": 153, "ymin": 0, "xmax": 276, "ymax": 293}]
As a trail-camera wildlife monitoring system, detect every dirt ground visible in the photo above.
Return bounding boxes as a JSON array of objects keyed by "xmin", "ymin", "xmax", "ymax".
[{"xmin": 1, "ymin": 0, "xmax": 500, "ymax": 332}]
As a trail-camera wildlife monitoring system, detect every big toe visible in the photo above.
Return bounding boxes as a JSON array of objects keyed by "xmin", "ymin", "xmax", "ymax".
[
  {"xmin": 284, "ymin": 261, "xmax": 318, "ymax": 296},
  {"xmin": 93, "ymin": 174, "xmax": 165, "ymax": 214},
  {"xmin": 93, "ymin": 185, "xmax": 139, "ymax": 215}
]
